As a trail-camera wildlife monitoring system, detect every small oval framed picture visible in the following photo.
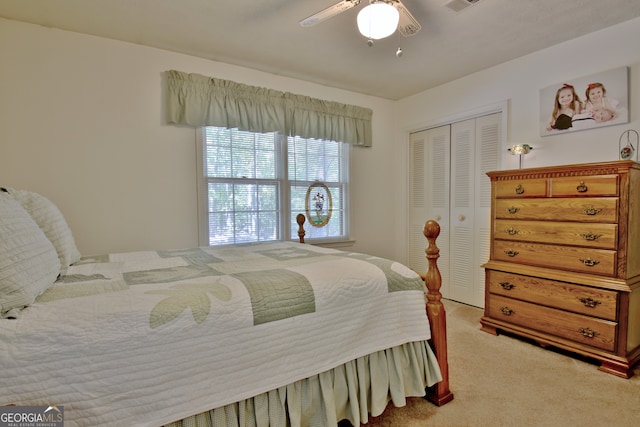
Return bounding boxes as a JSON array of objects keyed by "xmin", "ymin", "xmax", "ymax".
[{"xmin": 305, "ymin": 182, "xmax": 332, "ymax": 227}]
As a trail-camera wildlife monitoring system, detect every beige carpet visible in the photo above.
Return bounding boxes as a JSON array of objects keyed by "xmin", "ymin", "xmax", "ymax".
[{"xmin": 356, "ymin": 299, "xmax": 640, "ymax": 427}]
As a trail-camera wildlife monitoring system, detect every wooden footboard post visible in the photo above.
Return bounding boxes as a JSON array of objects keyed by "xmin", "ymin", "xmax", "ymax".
[
  {"xmin": 296, "ymin": 213, "xmax": 306, "ymax": 243},
  {"xmin": 423, "ymin": 220, "xmax": 454, "ymax": 406}
]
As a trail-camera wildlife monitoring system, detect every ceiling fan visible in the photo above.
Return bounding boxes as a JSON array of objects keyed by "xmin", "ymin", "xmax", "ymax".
[{"xmin": 300, "ymin": 0, "xmax": 421, "ymax": 39}]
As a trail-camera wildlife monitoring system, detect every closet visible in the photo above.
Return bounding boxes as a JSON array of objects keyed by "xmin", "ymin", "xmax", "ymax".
[{"xmin": 409, "ymin": 112, "xmax": 501, "ymax": 307}]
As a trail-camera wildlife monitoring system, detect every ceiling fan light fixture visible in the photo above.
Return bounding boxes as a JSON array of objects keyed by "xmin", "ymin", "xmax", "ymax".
[{"xmin": 357, "ymin": 2, "xmax": 400, "ymax": 40}]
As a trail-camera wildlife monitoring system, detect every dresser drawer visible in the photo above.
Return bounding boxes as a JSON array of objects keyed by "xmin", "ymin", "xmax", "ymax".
[
  {"xmin": 495, "ymin": 178, "xmax": 547, "ymax": 198},
  {"xmin": 493, "ymin": 240, "xmax": 617, "ymax": 276},
  {"xmin": 487, "ymin": 270, "xmax": 618, "ymax": 320},
  {"xmin": 494, "ymin": 197, "xmax": 618, "ymax": 222},
  {"xmin": 551, "ymin": 175, "xmax": 619, "ymax": 197},
  {"xmin": 494, "ymin": 219, "xmax": 617, "ymax": 249},
  {"xmin": 488, "ymin": 294, "xmax": 617, "ymax": 351}
]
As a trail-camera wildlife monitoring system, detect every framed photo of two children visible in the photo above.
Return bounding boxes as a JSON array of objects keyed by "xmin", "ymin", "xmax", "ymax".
[{"xmin": 540, "ymin": 66, "xmax": 629, "ymax": 137}]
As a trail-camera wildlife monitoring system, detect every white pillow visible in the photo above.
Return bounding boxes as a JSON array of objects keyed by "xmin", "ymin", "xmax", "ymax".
[
  {"xmin": 11, "ymin": 189, "xmax": 81, "ymax": 274},
  {"xmin": 0, "ymin": 193, "xmax": 61, "ymax": 316}
]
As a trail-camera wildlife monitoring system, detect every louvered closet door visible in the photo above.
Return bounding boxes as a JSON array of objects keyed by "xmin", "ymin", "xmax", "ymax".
[
  {"xmin": 450, "ymin": 119, "xmax": 476, "ymax": 304},
  {"xmin": 473, "ymin": 113, "xmax": 501, "ymax": 307},
  {"xmin": 450, "ymin": 113, "xmax": 501, "ymax": 307},
  {"xmin": 408, "ymin": 125, "xmax": 451, "ymax": 296},
  {"xmin": 409, "ymin": 112, "xmax": 500, "ymax": 306}
]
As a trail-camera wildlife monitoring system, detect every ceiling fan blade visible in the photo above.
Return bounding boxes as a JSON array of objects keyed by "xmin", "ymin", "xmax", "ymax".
[
  {"xmin": 393, "ymin": 0, "xmax": 421, "ymax": 37},
  {"xmin": 299, "ymin": 0, "xmax": 361, "ymax": 27}
]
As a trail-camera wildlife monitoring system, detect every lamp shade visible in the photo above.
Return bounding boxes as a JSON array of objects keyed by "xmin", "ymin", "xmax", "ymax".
[
  {"xmin": 509, "ymin": 144, "xmax": 532, "ymax": 155},
  {"xmin": 357, "ymin": 2, "xmax": 400, "ymax": 40},
  {"xmin": 508, "ymin": 144, "xmax": 533, "ymax": 169}
]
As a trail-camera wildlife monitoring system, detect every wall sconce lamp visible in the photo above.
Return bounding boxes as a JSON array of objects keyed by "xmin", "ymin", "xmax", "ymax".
[{"xmin": 508, "ymin": 144, "xmax": 533, "ymax": 169}]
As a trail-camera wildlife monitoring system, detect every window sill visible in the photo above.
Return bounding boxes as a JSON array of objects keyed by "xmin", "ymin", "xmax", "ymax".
[{"xmin": 306, "ymin": 239, "xmax": 356, "ymax": 249}]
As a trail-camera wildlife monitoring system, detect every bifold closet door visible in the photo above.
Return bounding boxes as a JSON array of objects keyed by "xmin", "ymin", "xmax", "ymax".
[
  {"xmin": 472, "ymin": 113, "xmax": 500, "ymax": 307},
  {"xmin": 449, "ymin": 114, "xmax": 500, "ymax": 307},
  {"xmin": 408, "ymin": 124, "xmax": 451, "ymax": 296},
  {"xmin": 409, "ymin": 112, "xmax": 500, "ymax": 307}
]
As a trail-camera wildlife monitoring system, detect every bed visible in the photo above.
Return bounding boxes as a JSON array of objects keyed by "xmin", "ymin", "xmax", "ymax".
[{"xmin": 0, "ymin": 189, "xmax": 452, "ymax": 427}]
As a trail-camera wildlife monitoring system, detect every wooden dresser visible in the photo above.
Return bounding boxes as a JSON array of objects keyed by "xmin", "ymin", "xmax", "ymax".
[{"xmin": 480, "ymin": 161, "xmax": 640, "ymax": 378}]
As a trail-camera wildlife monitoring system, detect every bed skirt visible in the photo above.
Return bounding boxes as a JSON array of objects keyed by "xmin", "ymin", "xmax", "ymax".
[{"xmin": 164, "ymin": 340, "xmax": 441, "ymax": 427}]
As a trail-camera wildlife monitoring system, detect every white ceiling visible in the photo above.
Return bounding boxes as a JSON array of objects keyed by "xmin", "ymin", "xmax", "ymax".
[{"xmin": 2, "ymin": 0, "xmax": 640, "ymax": 100}]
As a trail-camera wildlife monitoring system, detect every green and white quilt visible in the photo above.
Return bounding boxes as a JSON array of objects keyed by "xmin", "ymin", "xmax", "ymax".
[{"xmin": 0, "ymin": 242, "xmax": 433, "ymax": 427}]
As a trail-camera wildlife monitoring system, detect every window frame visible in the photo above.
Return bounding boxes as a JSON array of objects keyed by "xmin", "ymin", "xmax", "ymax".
[{"xmin": 196, "ymin": 128, "xmax": 350, "ymax": 246}]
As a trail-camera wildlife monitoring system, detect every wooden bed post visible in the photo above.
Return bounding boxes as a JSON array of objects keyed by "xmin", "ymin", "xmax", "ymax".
[
  {"xmin": 296, "ymin": 213, "xmax": 306, "ymax": 243},
  {"xmin": 423, "ymin": 220, "xmax": 454, "ymax": 406}
]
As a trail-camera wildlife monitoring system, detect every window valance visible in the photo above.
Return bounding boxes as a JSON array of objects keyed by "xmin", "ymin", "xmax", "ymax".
[{"xmin": 166, "ymin": 70, "xmax": 372, "ymax": 147}]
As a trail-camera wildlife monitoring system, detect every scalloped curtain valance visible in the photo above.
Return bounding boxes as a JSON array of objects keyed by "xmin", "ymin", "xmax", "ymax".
[{"xmin": 166, "ymin": 70, "xmax": 372, "ymax": 147}]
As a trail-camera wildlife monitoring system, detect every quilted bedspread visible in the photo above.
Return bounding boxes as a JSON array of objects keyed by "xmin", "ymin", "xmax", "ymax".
[{"xmin": 0, "ymin": 242, "xmax": 433, "ymax": 427}]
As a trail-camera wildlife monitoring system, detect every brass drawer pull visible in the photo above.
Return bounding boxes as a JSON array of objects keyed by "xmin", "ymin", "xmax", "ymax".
[
  {"xmin": 578, "ymin": 297, "xmax": 601, "ymax": 308},
  {"xmin": 576, "ymin": 181, "xmax": 588, "ymax": 192},
  {"xmin": 580, "ymin": 232, "xmax": 602, "ymax": 241},
  {"xmin": 580, "ymin": 258, "xmax": 600, "ymax": 267},
  {"xmin": 515, "ymin": 184, "xmax": 524, "ymax": 195},
  {"xmin": 583, "ymin": 207, "xmax": 602, "ymax": 216},
  {"xmin": 507, "ymin": 206, "xmax": 519, "ymax": 214},
  {"xmin": 578, "ymin": 327, "xmax": 599, "ymax": 338},
  {"xmin": 506, "ymin": 227, "xmax": 519, "ymax": 235},
  {"xmin": 504, "ymin": 250, "xmax": 519, "ymax": 257},
  {"xmin": 499, "ymin": 282, "xmax": 515, "ymax": 290},
  {"xmin": 500, "ymin": 307, "xmax": 514, "ymax": 316}
]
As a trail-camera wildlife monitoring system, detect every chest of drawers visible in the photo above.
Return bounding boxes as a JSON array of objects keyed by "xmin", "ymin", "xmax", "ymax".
[{"xmin": 480, "ymin": 161, "xmax": 640, "ymax": 378}]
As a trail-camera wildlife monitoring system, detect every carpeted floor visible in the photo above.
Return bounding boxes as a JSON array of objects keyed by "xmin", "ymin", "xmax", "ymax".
[{"xmin": 350, "ymin": 299, "xmax": 640, "ymax": 427}]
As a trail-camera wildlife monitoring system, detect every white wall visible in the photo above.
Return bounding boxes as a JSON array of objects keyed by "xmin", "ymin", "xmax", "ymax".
[
  {"xmin": 0, "ymin": 18, "xmax": 398, "ymax": 258},
  {"xmin": 392, "ymin": 17, "xmax": 640, "ymax": 263}
]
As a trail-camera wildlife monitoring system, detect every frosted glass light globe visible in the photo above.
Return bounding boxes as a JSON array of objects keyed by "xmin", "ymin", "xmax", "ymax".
[{"xmin": 357, "ymin": 2, "xmax": 400, "ymax": 40}]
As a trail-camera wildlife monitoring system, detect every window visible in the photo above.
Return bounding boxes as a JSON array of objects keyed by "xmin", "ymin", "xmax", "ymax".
[{"xmin": 197, "ymin": 127, "xmax": 349, "ymax": 245}]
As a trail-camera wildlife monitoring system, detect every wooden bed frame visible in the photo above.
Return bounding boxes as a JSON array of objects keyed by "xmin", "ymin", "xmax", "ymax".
[
  {"xmin": 3, "ymin": 214, "xmax": 453, "ymax": 426},
  {"xmin": 296, "ymin": 214, "xmax": 453, "ymax": 407}
]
